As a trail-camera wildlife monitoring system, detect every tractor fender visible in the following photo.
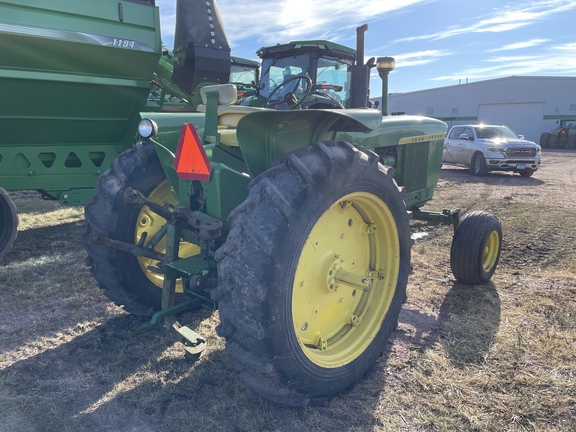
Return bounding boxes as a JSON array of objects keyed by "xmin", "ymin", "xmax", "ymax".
[{"xmin": 236, "ymin": 108, "xmax": 383, "ymax": 178}]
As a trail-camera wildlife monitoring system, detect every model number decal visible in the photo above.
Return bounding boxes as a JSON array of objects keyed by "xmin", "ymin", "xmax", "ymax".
[
  {"xmin": 112, "ymin": 39, "xmax": 136, "ymax": 49},
  {"xmin": 398, "ymin": 133, "xmax": 446, "ymax": 145}
]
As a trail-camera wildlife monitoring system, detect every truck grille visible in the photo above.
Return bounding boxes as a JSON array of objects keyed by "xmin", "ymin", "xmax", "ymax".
[{"xmin": 503, "ymin": 148, "xmax": 537, "ymax": 157}]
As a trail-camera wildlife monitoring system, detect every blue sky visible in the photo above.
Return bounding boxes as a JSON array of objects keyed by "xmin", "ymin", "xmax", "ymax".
[{"xmin": 155, "ymin": 0, "xmax": 576, "ymax": 96}]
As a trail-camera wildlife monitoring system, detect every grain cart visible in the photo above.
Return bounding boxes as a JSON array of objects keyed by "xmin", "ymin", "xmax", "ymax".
[
  {"xmin": 0, "ymin": 0, "xmax": 235, "ymax": 261},
  {"xmin": 84, "ymin": 24, "xmax": 503, "ymax": 406},
  {"xmin": 539, "ymin": 119, "xmax": 576, "ymax": 149}
]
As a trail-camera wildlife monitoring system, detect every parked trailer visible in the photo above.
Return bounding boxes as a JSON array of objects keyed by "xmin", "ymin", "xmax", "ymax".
[{"xmin": 0, "ymin": 0, "xmax": 233, "ymax": 260}]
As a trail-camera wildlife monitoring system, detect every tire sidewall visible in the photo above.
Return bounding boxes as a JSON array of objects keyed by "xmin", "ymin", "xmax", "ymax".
[
  {"xmin": 266, "ymin": 148, "xmax": 410, "ymax": 392},
  {"xmin": 0, "ymin": 187, "xmax": 18, "ymax": 261}
]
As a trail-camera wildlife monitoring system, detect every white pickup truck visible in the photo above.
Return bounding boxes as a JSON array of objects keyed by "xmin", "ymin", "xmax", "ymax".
[{"xmin": 442, "ymin": 124, "xmax": 541, "ymax": 177}]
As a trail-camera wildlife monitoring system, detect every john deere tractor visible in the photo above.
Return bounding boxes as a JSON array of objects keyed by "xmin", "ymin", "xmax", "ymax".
[
  {"xmin": 84, "ymin": 20, "xmax": 503, "ymax": 406},
  {"xmin": 539, "ymin": 119, "xmax": 576, "ymax": 149}
]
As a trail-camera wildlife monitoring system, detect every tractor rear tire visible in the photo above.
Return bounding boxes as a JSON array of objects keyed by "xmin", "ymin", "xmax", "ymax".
[
  {"xmin": 213, "ymin": 141, "xmax": 411, "ymax": 406},
  {"xmin": 84, "ymin": 142, "xmax": 196, "ymax": 316},
  {"xmin": 548, "ymin": 134, "xmax": 559, "ymax": 149},
  {"xmin": 539, "ymin": 132, "xmax": 550, "ymax": 148},
  {"xmin": 566, "ymin": 135, "xmax": 576, "ymax": 149},
  {"xmin": 0, "ymin": 187, "xmax": 18, "ymax": 261},
  {"xmin": 450, "ymin": 211, "xmax": 502, "ymax": 285}
]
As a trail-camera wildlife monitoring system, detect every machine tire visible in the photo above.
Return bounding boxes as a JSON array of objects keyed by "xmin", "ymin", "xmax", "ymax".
[
  {"xmin": 0, "ymin": 187, "xmax": 18, "ymax": 261},
  {"xmin": 470, "ymin": 153, "xmax": 488, "ymax": 176},
  {"xmin": 539, "ymin": 132, "xmax": 550, "ymax": 148},
  {"xmin": 213, "ymin": 141, "xmax": 411, "ymax": 406},
  {"xmin": 450, "ymin": 211, "xmax": 502, "ymax": 285},
  {"xmin": 566, "ymin": 135, "xmax": 576, "ymax": 150},
  {"xmin": 548, "ymin": 134, "xmax": 559, "ymax": 149},
  {"xmin": 84, "ymin": 142, "xmax": 196, "ymax": 315}
]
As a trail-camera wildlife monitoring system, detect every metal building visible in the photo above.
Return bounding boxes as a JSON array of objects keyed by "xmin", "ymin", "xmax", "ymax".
[{"xmin": 373, "ymin": 76, "xmax": 576, "ymax": 143}]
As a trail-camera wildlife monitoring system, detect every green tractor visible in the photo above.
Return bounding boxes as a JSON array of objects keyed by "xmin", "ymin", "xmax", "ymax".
[
  {"xmin": 539, "ymin": 119, "xmax": 576, "ymax": 149},
  {"xmin": 84, "ymin": 22, "xmax": 503, "ymax": 406}
]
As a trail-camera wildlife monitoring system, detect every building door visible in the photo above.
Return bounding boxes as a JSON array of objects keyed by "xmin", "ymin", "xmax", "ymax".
[{"xmin": 478, "ymin": 102, "xmax": 544, "ymax": 143}]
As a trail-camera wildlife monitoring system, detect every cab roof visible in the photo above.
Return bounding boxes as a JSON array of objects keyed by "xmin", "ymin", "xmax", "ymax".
[{"xmin": 256, "ymin": 40, "xmax": 356, "ymax": 62}]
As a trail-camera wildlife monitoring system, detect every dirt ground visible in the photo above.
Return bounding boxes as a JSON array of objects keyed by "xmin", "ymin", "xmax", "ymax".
[{"xmin": 0, "ymin": 149, "xmax": 574, "ymax": 431}]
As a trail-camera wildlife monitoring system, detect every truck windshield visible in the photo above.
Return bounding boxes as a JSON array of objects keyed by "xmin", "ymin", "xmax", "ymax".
[{"xmin": 475, "ymin": 126, "xmax": 518, "ymax": 140}]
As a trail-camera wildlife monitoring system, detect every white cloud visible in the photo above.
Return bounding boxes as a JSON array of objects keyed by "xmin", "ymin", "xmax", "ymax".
[
  {"xmin": 490, "ymin": 39, "xmax": 550, "ymax": 51},
  {"xmin": 431, "ymin": 42, "xmax": 576, "ymax": 83},
  {"xmin": 392, "ymin": 49, "xmax": 452, "ymax": 67},
  {"xmin": 398, "ymin": 0, "xmax": 576, "ymax": 42},
  {"xmin": 156, "ymin": 0, "xmax": 434, "ymax": 47}
]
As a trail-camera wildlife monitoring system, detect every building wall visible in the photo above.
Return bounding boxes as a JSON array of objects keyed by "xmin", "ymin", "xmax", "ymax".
[{"xmin": 372, "ymin": 76, "xmax": 576, "ymax": 143}]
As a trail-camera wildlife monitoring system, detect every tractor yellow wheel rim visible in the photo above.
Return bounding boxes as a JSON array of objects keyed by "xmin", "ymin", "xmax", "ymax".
[
  {"xmin": 292, "ymin": 192, "xmax": 400, "ymax": 368},
  {"xmin": 482, "ymin": 230, "xmax": 500, "ymax": 273},
  {"xmin": 135, "ymin": 181, "xmax": 200, "ymax": 291}
]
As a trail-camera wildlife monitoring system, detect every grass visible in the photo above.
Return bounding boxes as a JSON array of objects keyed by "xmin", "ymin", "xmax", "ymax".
[{"xmin": 1, "ymin": 151, "xmax": 575, "ymax": 431}]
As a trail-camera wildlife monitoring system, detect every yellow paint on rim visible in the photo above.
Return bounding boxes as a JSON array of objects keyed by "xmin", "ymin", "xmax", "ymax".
[
  {"xmin": 135, "ymin": 181, "xmax": 200, "ymax": 292},
  {"xmin": 292, "ymin": 191, "xmax": 400, "ymax": 368},
  {"xmin": 482, "ymin": 230, "xmax": 500, "ymax": 273}
]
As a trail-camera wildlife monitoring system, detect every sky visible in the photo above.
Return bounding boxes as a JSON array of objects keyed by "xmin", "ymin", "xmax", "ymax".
[{"xmin": 155, "ymin": 0, "xmax": 576, "ymax": 96}]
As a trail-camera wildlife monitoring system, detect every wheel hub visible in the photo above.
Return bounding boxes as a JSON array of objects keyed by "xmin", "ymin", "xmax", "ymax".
[{"xmin": 292, "ymin": 192, "xmax": 400, "ymax": 367}]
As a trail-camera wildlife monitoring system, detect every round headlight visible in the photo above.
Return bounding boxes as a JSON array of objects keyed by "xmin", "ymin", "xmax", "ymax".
[{"xmin": 138, "ymin": 118, "xmax": 158, "ymax": 139}]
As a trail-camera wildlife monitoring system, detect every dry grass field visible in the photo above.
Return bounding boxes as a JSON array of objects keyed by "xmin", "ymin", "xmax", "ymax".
[{"xmin": 1, "ymin": 149, "xmax": 575, "ymax": 431}]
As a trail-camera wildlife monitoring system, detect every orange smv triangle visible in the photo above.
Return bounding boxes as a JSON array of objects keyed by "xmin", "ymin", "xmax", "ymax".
[{"xmin": 174, "ymin": 123, "xmax": 212, "ymax": 181}]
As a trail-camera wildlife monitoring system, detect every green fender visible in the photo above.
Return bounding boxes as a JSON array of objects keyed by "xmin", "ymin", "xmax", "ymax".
[{"xmin": 236, "ymin": 108, "xmax": 383, "ymax": 178}]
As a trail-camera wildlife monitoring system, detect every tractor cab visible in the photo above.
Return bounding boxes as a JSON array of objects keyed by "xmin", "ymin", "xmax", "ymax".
[
  {"xmin": 229, "ymin": 56, "xmax": 260, "ymax": 99},
  {"xmin": 241, "ymin": 40, "xmax": 356, "ymax": 110}
]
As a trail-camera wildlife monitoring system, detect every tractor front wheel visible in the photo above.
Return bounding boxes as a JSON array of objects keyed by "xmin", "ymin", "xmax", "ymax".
[
  {"xmin": 213, "ymin": 141, "xmax": 412, "ymax": 406},
  {"xmin": 450, "ymin": 211, "xmax": 502, "ymax": 285},
  {"xmin": 84, "ymin": 142, "xmax": 199, "ymax": 315},
  {"xmin": 0, "ymin": 187, "xmax": 18, "ymax": 261}
]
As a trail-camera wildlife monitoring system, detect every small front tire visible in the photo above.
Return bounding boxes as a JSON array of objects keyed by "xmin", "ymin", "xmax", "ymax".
[{"xmin": 450, "ymin": 211, "xmax": 502, "ymax": 285}]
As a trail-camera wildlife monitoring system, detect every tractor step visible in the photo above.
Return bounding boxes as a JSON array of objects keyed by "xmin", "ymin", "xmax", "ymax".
[{"xmin": 173, "ymin": 322, "xmax": 206, "ymax": 362}]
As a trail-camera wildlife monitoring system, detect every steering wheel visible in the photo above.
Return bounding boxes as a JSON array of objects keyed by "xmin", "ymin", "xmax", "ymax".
[{"xmin": 265, "ymin": 74, "xmax": 313, "ymax": 110}]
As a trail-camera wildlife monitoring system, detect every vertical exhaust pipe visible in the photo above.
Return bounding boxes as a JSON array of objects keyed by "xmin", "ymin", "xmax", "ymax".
[{"xmin": 348, "ymin": 24, "xmax": 370, "ymax": 108}]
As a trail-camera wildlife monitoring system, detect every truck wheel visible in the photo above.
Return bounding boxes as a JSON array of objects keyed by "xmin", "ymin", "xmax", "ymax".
[
  {"xmin": 450, "ymin": 211, "xmax": 502, "ymax": 285},
  {"xmin": 213, "ymin": 141, "xmax": 411, "ymax": 406},
  {"xmin": 548, "ymin": 134, "xmax": 559, "ymax": 149},
  {"xmin": 470, "ymin": 153, "xmax": 488, "ymax": 176},
  {"xmin": 0, "ymin": 187, "xmax": 18, "ymax": 261},
  {"xmin": 84, "ymin": 142, "xmax": 200, "ymax": 315},
  {"xmin": 539, "ymin": 132, "xmax": 550, "ymax": 148},
  {"xmin": 567, "ymin": 135, "xmax": 576, "ymax": 149}
]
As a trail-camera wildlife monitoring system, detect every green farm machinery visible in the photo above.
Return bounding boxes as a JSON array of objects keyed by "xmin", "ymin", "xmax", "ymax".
[
  {"xmin": 0, "ymin": 0, "xmax": 257, "ymax": 261},
  {"xmin": 539, "ymin": 119, "xmax": 576, "ymax": 149},
  {"xmin": 82, "ymin": 17, "xmax": 503, "ymax": 406}
]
